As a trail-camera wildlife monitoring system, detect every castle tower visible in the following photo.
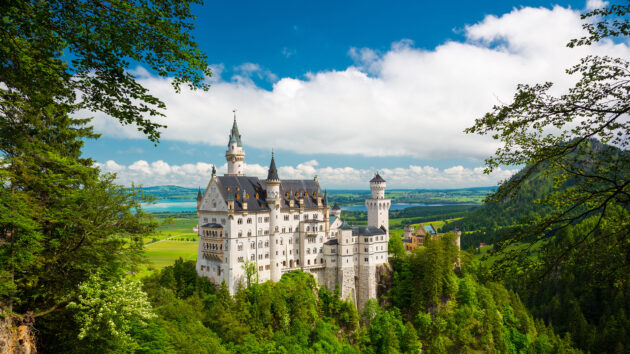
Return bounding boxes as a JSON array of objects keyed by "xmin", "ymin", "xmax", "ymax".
[
  {"xmin": 366, "ymin": 173, "xmax": 390, "ymax": 232},
  {"xmin": 266, "ymin": 152, "xmax": 282, "ymax": 282},
  {"xmin": 337, "ymin": 222, "xmax": 357, "ymax": 304},
  {"xmin": 196, "ymin": 187, "xmax": 202, "ymax": 210},
  {"xmin": 331, "ymin": 203, "xmax": 341, "ymax": 218},
  {"xmin": 225, "ymin": 112, "xmax": 246, "ymax": 176}
]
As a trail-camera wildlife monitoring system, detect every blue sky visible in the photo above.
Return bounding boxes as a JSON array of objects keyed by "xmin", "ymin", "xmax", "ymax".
[{"xmin": 85, "ymin": 0, "xmax": 628, "ymax": 189}]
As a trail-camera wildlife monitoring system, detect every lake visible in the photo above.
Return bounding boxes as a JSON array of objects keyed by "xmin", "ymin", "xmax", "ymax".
[{"xmin": 142, "ymin": 200, "xmax": 453, "ymax": 213}]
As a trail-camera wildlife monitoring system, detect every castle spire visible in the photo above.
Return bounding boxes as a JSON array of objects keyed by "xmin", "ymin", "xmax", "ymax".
[
  {"xmin": 267, "ymin": 150, "xmax": 279, "ymax": 181},
  {"xmin": 228, "ymin": 109, "xmax": 242, "ymax": 147},
  {"xmin": 196, "ymin": 187, "xmax": 202, "ymax": 201}
]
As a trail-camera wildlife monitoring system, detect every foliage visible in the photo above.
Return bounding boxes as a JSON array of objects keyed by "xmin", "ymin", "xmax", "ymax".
[
  {"xmin": 464, "ymin": 2, "xmax": 630, "ymax": 352},
  {"xmin": 387, "ymin": 236, "xmax": 577, "ymax": 352},
  {"xmin": 67, "ymin": 273, "xmax": 155, "ymax": 350},
  {"xmin": 0, "ymin": 0, "xmax": 211, "ymax": 142}
]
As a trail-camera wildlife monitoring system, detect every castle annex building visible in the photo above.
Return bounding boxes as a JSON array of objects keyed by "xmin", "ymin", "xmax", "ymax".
[{"xmin": 196, "ymin": 116, "xmax": 390, "ymax": 308}]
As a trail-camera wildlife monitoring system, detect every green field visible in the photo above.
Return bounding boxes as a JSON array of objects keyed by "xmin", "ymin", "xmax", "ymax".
[{"xmin": 144, "ymin": 240, "xmax": 198, "ymax": 269}]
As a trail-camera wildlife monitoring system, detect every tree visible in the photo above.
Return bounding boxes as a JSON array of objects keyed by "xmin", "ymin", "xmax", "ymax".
[
  {"xmin": 67, "ymin": 273, "xmax": 155, "ymax": 351},
  {"xmin": 466, "ymin": 2, "xmax": 630, "ymax": 281},
  {"xmin": 0, "ymin": 0, "xmax": 212, "ymax": 348},
  {"xmin": 0, "ymin": 0, "xmax": 212, "ymax": 142}
]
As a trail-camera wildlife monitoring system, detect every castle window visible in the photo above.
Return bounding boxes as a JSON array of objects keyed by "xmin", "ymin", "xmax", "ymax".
[
  {"xmin": 237, "ymin": 187, "xmax": 240, "ymax": 191},
  {"xmin": 204, "ymin": 217, "xmax": 208, "ymax": 222},
  {"xmin": 227, "ymin": 186, "xmax": 231, "ymax": 191},
  {"xmin": 238, "ymin": 231, "xmax": 243, "ymax": 237},
  {"xmin": 305, "ymin": 192, "xmax": 308, "ymax": 197},
  {"xmin": 289, "ymin": 227, "xmax": 292, "ymax": 232},
  {"xmin": 295, "ymin": 192, "xmax": 299, "ymax": 198},
  {"xmin": 264, "ymin": 217, "xmax": 269, "ymax": 222},
  {"xmin": 283, "ymin": 261, "xmax": 286, "ymax": 266},
  {"xmin": 321, "ymin": 258, "xmax": 324, "ymax": 263},
  {"xmin": 319, "ymin": 225, "xmax": 323, "ymax": 231},
  {"xmin": 247, "ymin": 218, "xmax": 252, "ymax": 224},
  {"xmin": 245, "ymin": 193, "xmax": 249, "ymax": 199},
  {"xmin": 284, "ymin": 215, "xmax": 289, "ymax": 221},
  {"xmin": 265, "ymin": 241, "xmax": 268, "ymax": 247},
  {"xmin": 236, "ymin": 193, "xmax": 240, "ymax": 199},
  {"xmin": 282, "ymin": 227, "xmax": 286, "ymax": 233},
  {"xmin": 313, "ymin": 192, "xmax": 317, "ymax": 197},
  {"xmin": 251, "ymin": 254, "xmax": 255, "ymax": 260},
  {"xmin": 255, "ymin": 193, "xmax": 259, "ymax": 199},
  {"xmin": 238, "ymin": 244, "xmax": 243, "ymax": 251},
  {"xmin": 258, "ymin": 265, "xmax": 263, "ymax": 271},
  {"xmin": 308, "ymin": 260, "xmax": 311, "ymax": 265},
  {"xmin": 265, "ymin": 265, "xmax": 270, "ymax": 270},
  {"xmin": 314, "ymin": 258, "xmax": 317, "ymax": 264},
  {"xmin": 365, "ymin": 258, "xmax": 368, "ymax": 262},
  {"xmin": 286, "ymin": 192, "xmax": 290, "ymax": 198},
  {"xmin": 247, "ymin": 231, "xmax": 252, "ymax": 237},
  {"xmin": 294, "ymin": 214, "xmax": 299, "ymax": 220},
  {"xmin": 237, "ymin": 218, "xmax": 243, "ymax": 224}
]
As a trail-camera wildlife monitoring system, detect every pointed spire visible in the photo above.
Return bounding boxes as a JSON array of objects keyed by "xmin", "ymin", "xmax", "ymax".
[
  {"xmin": 228, "ymin": 110, "xmax": 242, "ymax": 147},
  {"xmin": 267, "ymin": 150, "xmax": 280, "ymax": 181},
  {"xmin": 323, "ymin": 189, "xmax": 328, "ymax": 206},
  {"xmin": 197, "ymin": 187, "xmax": 202, "ymax": 201}
]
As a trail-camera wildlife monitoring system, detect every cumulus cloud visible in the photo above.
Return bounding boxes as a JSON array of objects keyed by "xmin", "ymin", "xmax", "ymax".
[
  {"xmin": 88, "ymin": 3, "xmax": 630, "ymax": 162},
  {"xmin": 97, "ymin": 159, "xmax": 517, "ymax": 189}
]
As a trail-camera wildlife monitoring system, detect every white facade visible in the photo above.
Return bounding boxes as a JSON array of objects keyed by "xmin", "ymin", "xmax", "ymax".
[{"xmin": 195, "ymin": 117, "xmax": 390, "ymax": 309}]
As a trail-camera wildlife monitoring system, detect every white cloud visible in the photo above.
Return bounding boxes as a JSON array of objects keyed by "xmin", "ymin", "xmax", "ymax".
[
  {"xmin": 586, "ymin": 0, "xmax": 608, "ymax": 11},
  {"xmin": 88, "ymin": 4, "xmax": 630, "ymax": 162},
  {"xmin": 97, "ymin": 159, "xmax": 517, "ymax": 189}
]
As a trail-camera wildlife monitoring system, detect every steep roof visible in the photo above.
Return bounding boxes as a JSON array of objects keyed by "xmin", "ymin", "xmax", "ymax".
[
  {"xmin": 267, "ymin": 153, "xmax": 279, "ymax": 180},
  {"xmin": 332, "ymin": 203, "xmax": 341, "ymax": 210},
  {"xmin": 196, "ymin": 187, "xmax": 202, "ymax": 201},
  {"xmin": 215, "ymin": 176, "xmax": 322, "ymax": 212},
  {"xmin": 352, "ymin": 225, "xmax": 386, "ymax": 236},
  {"xmin": 370, "ymin": 173, "xmax": 385, "ymax": 183},
  {"xmin": 228, "ymin": 116, "xmax": 242, "ymax": 147}
]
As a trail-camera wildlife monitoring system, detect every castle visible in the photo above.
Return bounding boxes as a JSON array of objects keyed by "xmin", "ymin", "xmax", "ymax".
[{"xmin": 196, "ymin": 116, "xmax": 390, "ymax": 308}]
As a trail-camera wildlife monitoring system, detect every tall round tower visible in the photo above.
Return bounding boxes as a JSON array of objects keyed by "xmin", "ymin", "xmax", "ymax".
[
  {"xmin": 366, "ymin": 173, "xmax": 390, "ymax": 232},
  {"xmin": 225, "ymin": 112, "xmax": 246, "ymax": 176},
  {"xmin": 266, "ymin": 152, "xmax": 282, "ymax": 282}
]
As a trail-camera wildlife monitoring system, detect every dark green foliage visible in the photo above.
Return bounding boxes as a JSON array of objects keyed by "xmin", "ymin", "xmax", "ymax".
[{"xmin": 387, "ymin": 236, "xmax": 577, "ymax": 353}]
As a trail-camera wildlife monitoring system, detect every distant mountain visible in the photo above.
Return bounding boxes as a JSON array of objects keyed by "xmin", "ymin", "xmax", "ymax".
[{"xmin": 139, "ymin": 185, "xmax": 200, "ymax": 200}]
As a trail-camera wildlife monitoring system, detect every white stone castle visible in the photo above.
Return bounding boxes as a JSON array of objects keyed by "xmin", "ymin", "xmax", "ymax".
[{"xmin": 196, "ymin": 116, "xmax": 390, "ymax": 308}]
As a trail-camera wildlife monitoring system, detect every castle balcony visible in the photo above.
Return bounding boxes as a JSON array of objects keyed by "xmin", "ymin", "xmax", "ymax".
[{"xmin": 202, "ymin": 250, "xmax": 224, "ymax": 262}]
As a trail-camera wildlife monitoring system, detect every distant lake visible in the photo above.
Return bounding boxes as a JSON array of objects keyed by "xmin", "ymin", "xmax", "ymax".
[
  {"xmin": 141, "ymin": 199, "xmax": 197, "ymax": 213},
  {"xmin": 142, "ymin": 200, "xmax": 454, "ymax": 213}
]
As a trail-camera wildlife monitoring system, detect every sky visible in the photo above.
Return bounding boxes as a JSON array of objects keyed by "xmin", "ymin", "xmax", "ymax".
[{"xmin": 84, "ymin": 0, "xmax": 630, "ymax": 189}]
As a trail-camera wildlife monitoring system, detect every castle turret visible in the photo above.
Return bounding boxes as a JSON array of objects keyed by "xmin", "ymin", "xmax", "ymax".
[
  {"xmin": 196, "ymin": 187, "xmax": 202, "ymax": 210},
  {"xmin": 266, "ymin": 152, "xmax": 282, "ymax": 282},
  {"xmin": 331, "ymin": 203, "xmax": 341, "ymax": 218},
  {"xmin": 366, "ymin": 173, "xmax": 390, "ymax": 233},
  {"xmin": 225, "ymin": 112, "xmax": 246, "ymax": 176}
]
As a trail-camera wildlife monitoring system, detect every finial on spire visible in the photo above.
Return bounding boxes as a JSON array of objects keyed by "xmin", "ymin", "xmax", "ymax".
[{"xmin": 233, "ymin": 108, "xmax": 237, "ymax": 121}]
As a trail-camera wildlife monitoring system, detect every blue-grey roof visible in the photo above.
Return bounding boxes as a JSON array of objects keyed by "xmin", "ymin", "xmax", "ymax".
[
  {"xmin": 201, "ymin": 223, "xmax": 223, "ymax": 228},
  {"xmin": 228, "ymin": 117, "xmax": 242, "ymax": 147},
  {"xmin": 329, "ymin": 216, "xmax": 338, "ymax": 225},
  {"xmin": 215, "ymin": 176, "xmax": 322, "ymax": 212},
  {"xmin": 324, "ymin": 239, "xmax": 338, "ymax": 245},
  {"xmin": 370, "ymin": 173, "xmax": 385, "ymax": 183},
  {"xmin": 352, "ymin": 225, "xmax": 386, "ymax": 236},
  {"xmin": 267, "ymin": 153, "xmax": 279, "ymax": 180},
  {"xmin": 339, "ymin": 221, "xmax": 353, "ymax": 230},
  {"xmin": 332, "ymin": 203, "xmax": 341, "ymax": 210}
]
